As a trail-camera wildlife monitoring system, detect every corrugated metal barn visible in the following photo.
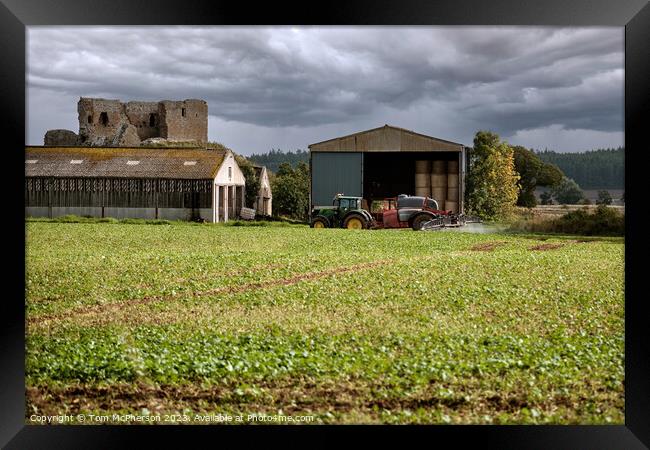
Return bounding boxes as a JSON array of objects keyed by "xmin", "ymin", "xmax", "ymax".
[
  {"xmin": 308, "ymin": 125, "xmax": 469, "ymax": 213},
  {"xmin": 25, "ymin": 146, "xmax": 246, "ymax": 222}
]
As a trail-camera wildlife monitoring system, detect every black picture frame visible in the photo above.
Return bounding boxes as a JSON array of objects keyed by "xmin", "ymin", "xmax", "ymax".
[{"xmin": 2, "ymin": 0, "xmax": 648, "ymax": 447}]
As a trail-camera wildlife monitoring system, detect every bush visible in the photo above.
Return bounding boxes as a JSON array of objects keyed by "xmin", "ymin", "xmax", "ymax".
[
  {"xmin": 539, "ymin": 191, "xmax": 553, "ymax": 205},
  {"xmin": 517, "ymin": 190, "xmax": 538, "ymax": 208},
  {"xmin": 551, "ymin": 177, "xmax": 584, "ymax": 204},
  {"xmin": 509, "ymin": 205, "xmax": 624, "ymax": 236},
  {"xmin": 556, "ymin": 205, "xmax": 623, "ymax": 235},
  {"xmin": 596, "ymin": 190, "xmax": 613, "ymax": 205}
]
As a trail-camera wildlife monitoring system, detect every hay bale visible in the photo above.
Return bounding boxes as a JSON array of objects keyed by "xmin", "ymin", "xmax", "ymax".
[
  {"xmin": 415, "ymin": 186, "xmax": 431, "ymax": 197},
  {"xmin": 415, "ymin": 160, "xmax": 431, "ymax": 173},
  {"xmin": 447, "ymin": 187, "xmax": 459, "ymax": 201},
  {"xmin": 432, "ymin": 160, "xmax": 446, "ymax": 174},
  {"xmin": 415, "ymin": 173, "xmax": 431, "ymax": 187},
  {"xmin": 431, "ymin": 173, "xmax": 448, "ymax": 187},
  {"xmin": 447, "ymin": 173, "xmax": 459, "ymax": 187},
  {"xmin": 445, "ymin": 200, "xmax": 458, "ymax": 213},
  {"xmin": 447, "ymin": 160, "xmax": 459, "ymax": 173},
  {"xmin": 431, "ymin": 187, "xmax": 446, "ymax": 209}
]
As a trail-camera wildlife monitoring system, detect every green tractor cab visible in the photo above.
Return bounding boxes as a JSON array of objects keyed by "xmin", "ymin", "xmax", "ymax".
[{"xmin": 310, "ymin": 194, "xmax": 374, "ymax": 229}]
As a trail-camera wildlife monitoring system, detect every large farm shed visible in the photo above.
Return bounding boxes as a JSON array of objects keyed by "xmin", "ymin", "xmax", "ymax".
[
  {"xmin": 25, "ymin": 146, "xmax": 246, "ymax": 222},
  {"xmin": 309, "ymin": 125, "xmax": 469, "ymax": 213}
]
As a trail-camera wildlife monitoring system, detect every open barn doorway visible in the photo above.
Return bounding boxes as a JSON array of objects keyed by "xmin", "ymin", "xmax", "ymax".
[{"xmin": 362, "ymin": 151, "xmax": 460, "ymax": 213}]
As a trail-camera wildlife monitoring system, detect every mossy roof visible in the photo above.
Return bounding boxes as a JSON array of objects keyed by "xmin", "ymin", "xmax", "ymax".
[{"xmin": 25, "ymin": 146, "xmax": 228, "ymax": 179}]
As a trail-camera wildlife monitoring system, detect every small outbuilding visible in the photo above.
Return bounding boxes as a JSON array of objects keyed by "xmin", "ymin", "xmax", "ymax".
[
  {"xmin": 25, "ymin": 145, "xmax": 246, "ymax": 222},
  {"xmin": 253, "ymin": 165, "xmax": 272, "ymax": 217},
  {"xmin": 309, "ymin": 124, "xmax": 469, "ymax": 213}
]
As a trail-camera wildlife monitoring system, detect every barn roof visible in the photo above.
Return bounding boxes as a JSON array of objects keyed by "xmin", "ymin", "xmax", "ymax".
[
  {"xmin": 309, "ymin": 124, "xmax": 465, "ymax": 153},
  {"xmin": 25, "ymin": 146, "xmax": 227, "ymax": 179}
]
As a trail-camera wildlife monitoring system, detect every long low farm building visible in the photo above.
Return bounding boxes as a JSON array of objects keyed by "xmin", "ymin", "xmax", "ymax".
[
  {"xmin": 309, "ymin": 125, "xmax": 469, "ymax": 213},
  {"xmin": 25, "ymin": 146, "xmax": 246, "ymax": 222}
]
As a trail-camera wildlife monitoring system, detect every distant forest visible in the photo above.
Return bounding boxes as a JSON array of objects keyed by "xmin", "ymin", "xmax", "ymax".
[
  {"xmin": 247, "ymin": 146, "xmax": 624, "ymax": 190},
  {"xmin": 248, "ymin": 149, "xmax": 309, "ymax": 173},
  {"xmin": 536, "ymin": 147, "xmax": 624, "ymax": 189}
]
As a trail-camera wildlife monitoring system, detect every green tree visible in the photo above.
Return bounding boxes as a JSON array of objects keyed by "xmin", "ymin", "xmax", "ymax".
[
  {"xmin": 466, "ymin": 131, "xmax": 520, "ymax": 220},
  {"xmin": 537, "ymin": 162, "xmax": 564, "ymax": 187},
  {"xmin": 512, "ymin": 146, "xmax": 541, "ymax": 207},
  {"xmin": 596, "ymin": 190, "xmax": 612, "ymax": 205},
  {"xmin": 540, "ymin": 191, "xmax": 553, "ymax": 205},
  {"xmin": 512, "ymin": 145, "xmax": 564, "ymax": 207},
  {"xmin": 271, "ymin": 162, "xmax": 310, "ymax": 220},
  {"xmin": 234, "ymin": 154, "xmax": 261, "ymax": 208},
  {"xmin": 551, "ymin": 177, "xmax": 584, "ymax": 205}
]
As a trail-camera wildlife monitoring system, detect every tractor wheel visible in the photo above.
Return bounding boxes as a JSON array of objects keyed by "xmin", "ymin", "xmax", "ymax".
[
  {"xmin": 344, "ymin": 214, "xmax": 367, "ymax": 230},
  {"xmin": 311, "ymin": 217, "xmax": 329, "ymax": 228},
  {"xmin": 411, "ymin": 214, "xmax": 432, "ymax": 231}
]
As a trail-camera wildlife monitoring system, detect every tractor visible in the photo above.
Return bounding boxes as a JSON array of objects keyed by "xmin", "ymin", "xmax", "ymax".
[
  {"xmin": 370, "ymin": 194, "xmax": 454, "ymax": 230},
  {"xmin": 369, "ymin": 194, "xmax": 480, "ymax": 230},
  {"xmin": 310, "ymin": 194, "xmax": 375, "ymax": 229}
]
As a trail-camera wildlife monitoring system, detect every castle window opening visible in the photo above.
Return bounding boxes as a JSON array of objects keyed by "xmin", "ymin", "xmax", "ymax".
[
  {"xmin": 87, "ymin": 115, "xmax": 93, "ymax": 124},
  {"xmin": 149, "ymin": 113, "xmax": 156, "ymax": 127},
  {"xmin": 182, "ymin": 108, "xmax": 186, "ymax": 117},
  {"xmin": 99, "ymin": 112, "xmax": 108, "ymax": 126}
]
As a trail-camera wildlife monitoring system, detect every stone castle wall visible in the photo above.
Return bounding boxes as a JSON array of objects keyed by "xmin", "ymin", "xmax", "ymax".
[
  {"xmin": 45, "ymin": 97, "xmax": 208, "ymax": 146},
  {"xmin": 78, "ymin": 98, "xmax": 126, "ymax": 144},
  {"xmin": 124, "ymin": 101, "xmax": 160, "ymax": 141},
  {"xmin": 159, "ymin": 100, "xmax": 208, "ymax": 142}
]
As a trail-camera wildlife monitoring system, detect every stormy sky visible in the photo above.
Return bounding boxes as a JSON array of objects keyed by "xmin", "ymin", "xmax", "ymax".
[{"xmin": 27, "ymin": 26, "xmax": 624, "ymax": 154}]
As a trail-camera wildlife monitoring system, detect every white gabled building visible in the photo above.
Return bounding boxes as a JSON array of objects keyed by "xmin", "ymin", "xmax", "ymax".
[
  {"xmin": 212, "ymin": 150, "xmax": 247, "ymax": 222},
  {"xmin": 25, "ymin": 145, "xmax": 246, "ymax": 223},
  {"xmin": 253, "ymin": 165, "xmax": 272, "ymax": 217}
]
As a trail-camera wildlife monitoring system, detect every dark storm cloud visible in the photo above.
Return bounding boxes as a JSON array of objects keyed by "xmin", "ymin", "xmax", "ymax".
[{"xmin": 27, "ymin": 26, "xmax": 623, "ymax": 151}]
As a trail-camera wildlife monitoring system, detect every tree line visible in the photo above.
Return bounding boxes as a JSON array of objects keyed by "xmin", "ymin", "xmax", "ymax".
[
  {"xmin": 248, "ymin": 149, "xmax": 309, "ymax": 174},
  {"xmin": 535, "ymin": 147, "xmax": 624, "ymax": 189}
]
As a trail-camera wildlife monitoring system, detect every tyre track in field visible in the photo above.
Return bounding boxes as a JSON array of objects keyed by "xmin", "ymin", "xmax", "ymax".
[{"xmin": 29, "ymin": 259, "xmax": 391, "ymax": 327}]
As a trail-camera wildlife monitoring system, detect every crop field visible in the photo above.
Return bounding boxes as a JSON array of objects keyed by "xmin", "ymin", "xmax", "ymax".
[{"xmin": 25, "ymin": 221, "xmax": 625, "ymax": 424}]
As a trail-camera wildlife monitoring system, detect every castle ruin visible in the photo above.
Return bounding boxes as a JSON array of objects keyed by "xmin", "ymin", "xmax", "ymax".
[{"xmin": 44, "ymin": 97, "xmax": 208, "ymax": 146}]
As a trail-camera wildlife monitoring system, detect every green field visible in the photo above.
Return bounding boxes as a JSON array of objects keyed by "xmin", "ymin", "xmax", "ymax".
[{"xmin": 25, "ymin": 221, "xmax": 625, "ymax": 424}]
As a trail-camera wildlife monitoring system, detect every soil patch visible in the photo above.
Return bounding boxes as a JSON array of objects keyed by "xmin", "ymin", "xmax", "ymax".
[
  {"xmin": 529, "ymin": 243, "xmax": 564, "ymax": 251},
  {"xmin": 25, "ymin": 378, "xmax": 621, "ymax": 424},
  {"xmin": 470, "ymin": 241, "xmax": 507, "ymax": 252}
]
